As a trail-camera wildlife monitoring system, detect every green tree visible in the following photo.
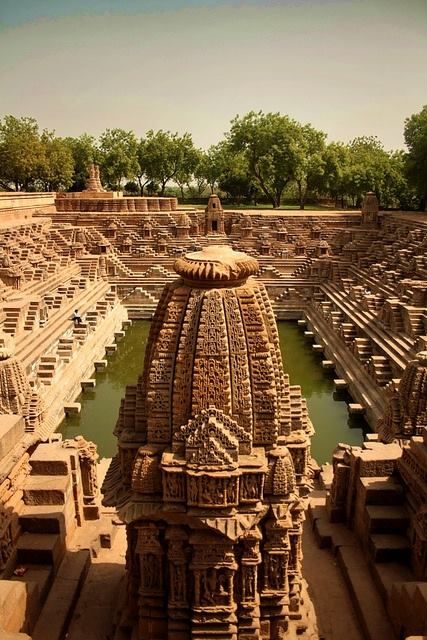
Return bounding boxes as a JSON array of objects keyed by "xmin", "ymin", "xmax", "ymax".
[
  {"xmin": 0, "ymin": 115, "xmax": 44, "ymax": 190},
  {"xmin": 65, "ymin": 134, "xmax": 98, "ymax": 191},
  {"xmin": 227, "ymin": 111, "xmax": 302, "ymax": 208},
  {"xmin": 195, "ymin": 143, "xmax": 229, "ymax": 194},
  {"xmin": 293, "ymin": 124, "xmax": 327, "ymax": 209},
  {"xmin": 217, "ymin": 151, "xmax": 259, "ymax": 204},
  {"xmin": 188, "ymin": 148, "xmax": 208, "ymax": 198},
  {"xmin": 380, "ymin": 150, "xmax": 411, "ymax": 209},
  {"xmin": 139, "ymin": 130, "xmax": 197, "ymax": 196},
  {"xmin": 404, "ymin": 105, "xmax": 427, "ymax": 210},
  {"xmin": 98, "ymin": 128, "xmax": 139, "ymax": 190},
  {"xmin": 343, "ymin": 136, "xmax": 393, "ymax": 207},
  {"xmin": 38, "ymin": 131, "xmax": 75, "ymax": 191},
  {"xmin": 174, "ymin": 145, "xmax": 200, "ymax": 200},
  {"xmin": 320, "ymin": 142, "xmax": 352, "ymax": 207}
]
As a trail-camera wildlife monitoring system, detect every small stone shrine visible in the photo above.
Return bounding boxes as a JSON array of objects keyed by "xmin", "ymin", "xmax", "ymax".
[{"xmin": 104, "ymin": 245, "xmax": 314, "ymax": 639}]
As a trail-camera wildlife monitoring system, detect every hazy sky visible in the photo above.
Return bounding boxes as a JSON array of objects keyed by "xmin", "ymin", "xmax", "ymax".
[{"xmin": 0, "ymin": 0, "xmax": 426, "ymax": 150}]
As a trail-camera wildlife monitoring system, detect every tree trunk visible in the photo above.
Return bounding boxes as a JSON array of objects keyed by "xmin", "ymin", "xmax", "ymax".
[
  {"xmin": 273, "ymin": 189, "xmax": 283, "ymax": 209},
  {"xmin": 137, "ymin": 176, "xmax": 144, "ymax": 196},
  {"xmin": 180, "ymin": 185, "xmax": 185, "ymax": 201},
  {"xmin": 297, "ymin": 182, "xmax": 305, "ymax": 210},
  {"xmin": 160, "ymin": 182, "xmax": 166, "ymax": 196}
]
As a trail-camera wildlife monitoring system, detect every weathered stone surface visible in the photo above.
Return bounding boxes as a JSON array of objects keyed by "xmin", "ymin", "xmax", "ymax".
[
  {"xmin": 0, "ymin": 415, "xmax": 25, "ymax": 461},
  {"xmin": 0, "ymin": 580, "xmax": 27, "ymax": 632}
]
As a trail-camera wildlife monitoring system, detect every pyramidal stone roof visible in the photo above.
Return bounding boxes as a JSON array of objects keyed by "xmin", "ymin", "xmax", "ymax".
[{"xmin": 112, "ymin": 244, "xmax": 311, "ymax": 452}]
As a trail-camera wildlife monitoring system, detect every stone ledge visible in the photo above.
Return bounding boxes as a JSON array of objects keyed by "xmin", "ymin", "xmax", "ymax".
[
  {"xmin": 64, "ymin": 403, "xmax": 81, "ymax": 415},
  {"xmin": 81, "ymin": 379, "xmax": 96, "ymax": 390},
  {"xmin": 348, "ymin": 403, "xmax": 365, "ymax": 414}
]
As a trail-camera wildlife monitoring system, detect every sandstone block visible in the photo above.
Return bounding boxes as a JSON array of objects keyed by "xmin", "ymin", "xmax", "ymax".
[
  {"xmin": 81, "ymin": 378, "xmax": 96, "ymax": 390},
  {"xmin": 321, "ymin": 360, "xmax": 335, "ymax": 369},
  {"xmin": 23, "ymin": 475, "xmax": 70, "ymax": 505},
  {"xmin": 0, "ymin": 581, "xmax": 27, "ymax": 632},
  {"xmin": 348, "ymin": 403, "xmax": 365, "ymax": 414},
  {"xmin": 0, "ymin": 631, "xmax": 32, "ymax": 639},
  {"xmin": 29, "ymin": 443, "xmax": 71, "ymax": 476},
  {"xmin": 0, "ymin": 415, "xmax": 25, "ymax": 461},
  {"xmin": 105, "ymin": 344, "xmax": 117, "ymax": 354},
  {"xmin": 333, "ymin": 378, "xmax": 348, "ymax": 389},
  {"xmin": 64, "ymin": 403, "xmax": 81, "ymax": 415},
  {"xmin": 94, "ymin": 360, "xmax": 107, "ymax": 370},
  {"xmin": 16, "ymin": 533, "xmax": 64, "ymax": 569}
]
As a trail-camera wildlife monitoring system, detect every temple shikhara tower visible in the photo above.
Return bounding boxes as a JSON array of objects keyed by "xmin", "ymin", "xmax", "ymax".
[{"xmin": 104, "ymin": 245, "xmax": 313, "ymax": 639}]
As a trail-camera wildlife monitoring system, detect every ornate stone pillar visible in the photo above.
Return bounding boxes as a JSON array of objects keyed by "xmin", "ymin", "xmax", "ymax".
[
  {"xmin": 260, "ymin": 516, "xmax": 290, "ymax": 638},
  {"xmin": 63, "ymin": 435, "xmax": 100, "ymax": 519},
  {"xmin": 190, "ymin": 535, "xmax": 238, "ymax": 640},
  {"xmin": 136, "ymin": 523, "xmax": 167, "ymax": 640},
  {"xmin": 238, "ymin": 528, "xmax": 262, "ymax": 639},
  {"xmin": 166, "ymin": 526, "xmax": 189, "ymax": 639}
]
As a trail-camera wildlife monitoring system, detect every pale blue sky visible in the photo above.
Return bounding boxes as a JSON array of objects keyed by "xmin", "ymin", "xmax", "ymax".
[{"xmin": 0, "ymin": 0, "xmax": 426, "ymax": 150}]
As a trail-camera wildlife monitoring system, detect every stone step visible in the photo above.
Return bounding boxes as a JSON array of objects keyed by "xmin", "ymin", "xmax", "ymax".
[
  {"xmin": 370, "ymin": 561, "xmax": 416, "ymax": 602},
  {"xmin": 19, "ymin": 503, "xmax": 73, "ymax": 536},
  {"xmin": 38, "ymin": 363, "xmax": 56, "ymax": 371},
  {"xmin": 336, "ymin": 546, "xmax": 397, "ymax": 640},
  {"xmin": 37, "ymin": 370, "xmax": 55, "ymax": 378},
  {"xmin": 365, "ymin": 505, "xmax": 409, "ymax": 533},
  {"xmin": 16, "ymin": 533, "xmax": 64, "ymax": 569},
  {"xmin": 23, "ymin": 475, "xmax": 71, "ymax": 506},
  {"xmin": 368, "ymin": 533, "xmax": 410, "ymax": 563},
  {"xmin": 32, "ymin": 550, "xmax": 91, "ymax": 640},
  {"xmin": 11, "ymin": 564, "xmax": 54, "ymax": 631},
  {"xmin": 360, "ymin": 477, "xmax": 405, "ymax": 505}
]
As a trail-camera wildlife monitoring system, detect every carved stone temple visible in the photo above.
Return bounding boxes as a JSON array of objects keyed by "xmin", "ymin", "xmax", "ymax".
[{"xmin": 103, "ymin": 245, "xmax": 313, "ymax": 639}]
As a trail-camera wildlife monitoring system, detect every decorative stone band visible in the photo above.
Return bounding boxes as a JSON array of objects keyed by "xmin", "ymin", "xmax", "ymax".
[{"xmin": 174, "ymin": 245, "xmax": 259, "ymax": 287}]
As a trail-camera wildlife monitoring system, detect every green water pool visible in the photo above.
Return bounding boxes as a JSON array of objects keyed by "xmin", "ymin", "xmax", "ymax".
[{"xmin": 59, "ymin": 320, "xmax": 367, "ymax": 463}]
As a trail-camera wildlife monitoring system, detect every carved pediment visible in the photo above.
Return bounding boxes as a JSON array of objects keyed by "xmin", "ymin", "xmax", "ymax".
[{"xmin": 173, "ymin": 406, "xmax": 252, "ymax": 468}]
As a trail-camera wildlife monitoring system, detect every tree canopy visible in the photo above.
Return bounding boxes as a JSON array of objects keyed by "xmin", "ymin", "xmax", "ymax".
[
  {"xmin": 404, "ymin": 105, "xmax": 427, "ymax": 210},
  {"xmin": 227, "ymin": 111, "xmax": 303, "ymax": 208},
  {"xmin": 98, "ymin": 128, "xmax": 139, "ymax": 190},
  {"xmin": 65, "ymin": 134, "xmax": 98, "ymax": 191},
  {"xmin": 138, "ymin": 130, "xmax": 198, "ymax": 196},
  {"xmin": 0, "ymin": 116, "xmax": 44, "ymax": 190},
  {"xmin": 0, "ymin": 107, "xmax": 425, "ymax": 211}
]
